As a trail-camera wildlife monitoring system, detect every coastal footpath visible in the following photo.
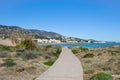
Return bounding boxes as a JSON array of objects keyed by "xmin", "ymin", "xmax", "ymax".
[{"xmin": 36, "ymin": 47, "xmax": 83, "ymax": 80}]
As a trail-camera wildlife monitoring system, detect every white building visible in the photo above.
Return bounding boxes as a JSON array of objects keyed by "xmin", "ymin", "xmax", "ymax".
[{"xmin": 37, "ymin": 39, "xmax": 61, "ymax": 44}]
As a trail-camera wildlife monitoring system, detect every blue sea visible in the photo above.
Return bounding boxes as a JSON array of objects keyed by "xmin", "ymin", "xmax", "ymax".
[{"xmin": 41, "ymin": 43, "xmax": 120, "ymax": 48}]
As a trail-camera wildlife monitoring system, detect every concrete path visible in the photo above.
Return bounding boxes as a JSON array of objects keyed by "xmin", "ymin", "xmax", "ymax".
[{"xmin": 36, "ymin": 47, "xmax": 83, "ymax": 80}]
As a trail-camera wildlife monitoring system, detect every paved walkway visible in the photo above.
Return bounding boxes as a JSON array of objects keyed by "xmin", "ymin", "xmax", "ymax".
[{"xmin": 36, "ymin": 47, "xmax": 83, "ymax": 80}]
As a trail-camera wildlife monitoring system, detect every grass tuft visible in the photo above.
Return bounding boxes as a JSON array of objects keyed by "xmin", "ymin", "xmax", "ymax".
[
  {"xmin": 89, "ymin": 72, "xmax": 113, "ymax": 80},
  {"xmin": 44, "ymin": 60, "xmax": 54, "ymax": 66}
]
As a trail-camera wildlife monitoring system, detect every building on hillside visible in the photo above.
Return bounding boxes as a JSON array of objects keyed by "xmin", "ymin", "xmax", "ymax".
[
  {"xmin": 37, "ymin": 39, "xmax": 61, "ymax": 44},
  {"xmin": 48, "ymin": 39, "xmax": 61, "ymax": 43},
  {"xmin": 66, "ymin": 40, "xmax": 78, "ymax": 43}
]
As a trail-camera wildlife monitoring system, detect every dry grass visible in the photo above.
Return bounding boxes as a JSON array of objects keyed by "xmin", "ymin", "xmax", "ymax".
[
  {"xmin": 0, "ymin": 45, "xmax": 61, "ymax": 80},
  {"xmin": 70, "ymin": 46, "xmax": 120, "ymax": 80}
]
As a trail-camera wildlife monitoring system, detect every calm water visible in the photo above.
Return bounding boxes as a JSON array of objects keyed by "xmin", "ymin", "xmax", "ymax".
[{"xmin": 41, "ymin": 43, "xmax": 120, "ymax": 48}]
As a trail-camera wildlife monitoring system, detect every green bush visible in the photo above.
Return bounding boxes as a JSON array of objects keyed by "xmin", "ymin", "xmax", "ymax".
[
  {"xmin": 44, "ymin": 60, "xmax": 54, "ymax": 66},
  {"xmin": 0, "ymin": 45, "xmax": 12, "ymax": 51},
  {"xmin": 20, "ymin": 39, "xmax": 38, "ymax": 50},
  {"xmin": 4, "ymin": 56, "xmax": 16, "ymax": 67},
  {"xmin": 53, "ymin": 47, "xmax": 61, "ymax": 57},
  {"xmin": 15, "ymin": 44, "xmax": 25, "ymax": 49},
  {"xmin": 72, "ymin": 49, "xmax": 79, "ymax": 54},
  {"xmin": 83, "ymin": 53, "xmax": 94, "ymax": 58},
  {"xmin": 111, "ymin": 52, "xmax": 116, "ymax": 56},
  {"xmin": 46, "ymin": 45, "xmax": 52, "ymax": 48},
  {"xmin": 89, "ymin": 72, "xmax": 113, "ymax": 80},
  {"xmin": 79, "ymin": 47, "xmax": 89, "ymax": 52},
  {"xmin": 108, "ymin": 50, "xmax": 116, "ymax": 56},
  {"xmin": 56, "ymin": 47, "xmax": 61, "ymax": 54},
  {"xmin": 31, "ymin": 66, "xmax": 37, "ymax": 70}
]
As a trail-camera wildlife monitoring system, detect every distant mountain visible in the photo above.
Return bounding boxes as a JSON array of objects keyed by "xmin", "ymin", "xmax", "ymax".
[
  {"xmin": 0, "ymin": 24, "xmax": 98, "ymax": 43},
  {"xmin": 0, "ymin": 25, "xmax": 64, "ymax": 40},
  {"xmin": 0, "ymin": 25, "xmax": 72, "ymax": 41},
  {"xmin": 29, "ymin": 29, "xmax": 64, "ymax": 40}
]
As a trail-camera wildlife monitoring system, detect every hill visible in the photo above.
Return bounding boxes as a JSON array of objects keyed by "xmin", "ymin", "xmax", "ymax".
[
  {"xmin": 0, "ymin": 24, "xmax": 96, "ymax": 43},
  {"xmin": 0, "ymin": 25, "xmax": 64, "ymax": 40}
]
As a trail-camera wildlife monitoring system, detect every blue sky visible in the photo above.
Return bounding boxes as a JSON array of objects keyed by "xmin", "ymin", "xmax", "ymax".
[{"xmin": 0, "ymin": 0, "xmax": 120, "ymax": 41}]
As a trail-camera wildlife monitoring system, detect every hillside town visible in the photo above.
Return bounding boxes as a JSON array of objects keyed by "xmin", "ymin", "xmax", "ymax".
[
  {"xmin": 0, "ymin": 25, "xmax": 109, "ymax": 44},
  {"xmin": 33, "ymin": 38, "xmax": 101, "ymax": 44},
  {"xmin": 34, "ymin": 39, "xmax": 61, "ymax": 44}
]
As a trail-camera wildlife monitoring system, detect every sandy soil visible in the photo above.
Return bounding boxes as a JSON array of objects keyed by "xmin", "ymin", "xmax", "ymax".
[{"xmin": 0, "ymin": 38, "xmax": 16, "ymax": 46}]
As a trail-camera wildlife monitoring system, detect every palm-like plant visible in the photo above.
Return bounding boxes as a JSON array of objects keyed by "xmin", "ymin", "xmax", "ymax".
[
  {"xmin": 10, "ymin": 32, "xmax": 19, "ymax": 44},
  {"xmin": 10, "ymin": 32, "xmax": 38, "ymax": 50}
]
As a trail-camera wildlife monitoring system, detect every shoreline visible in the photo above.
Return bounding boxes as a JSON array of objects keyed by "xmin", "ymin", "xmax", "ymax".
[{"xmin": 39, "ymin": 42, "xmax": 120, "ymax": 48}]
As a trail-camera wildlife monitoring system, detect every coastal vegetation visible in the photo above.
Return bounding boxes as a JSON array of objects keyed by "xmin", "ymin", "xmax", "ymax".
[
  {"xmin": 4, "ymin": 56, "xmax": 16, "ymax": 67},
  {"xmin": 44, "ymin": 60, "xmax": 54, "ymax": 66},
  {"xmin": 0, "ymin": 45, "xmax": 12, "ymax": 52},
  {"xmin": 72, "ymin": 49, "xmax": 79, "ymax": 54},
  {"xmin": 90, "ymin": 72, "xmax": 113, "ymax": 80},
  {"xmin": 70, "ymin": 46, "xmax": 120, "ymax": 80},
  {"xmin": 0, "ymin": 39, "xmax": 61, "ymax": 80}
]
